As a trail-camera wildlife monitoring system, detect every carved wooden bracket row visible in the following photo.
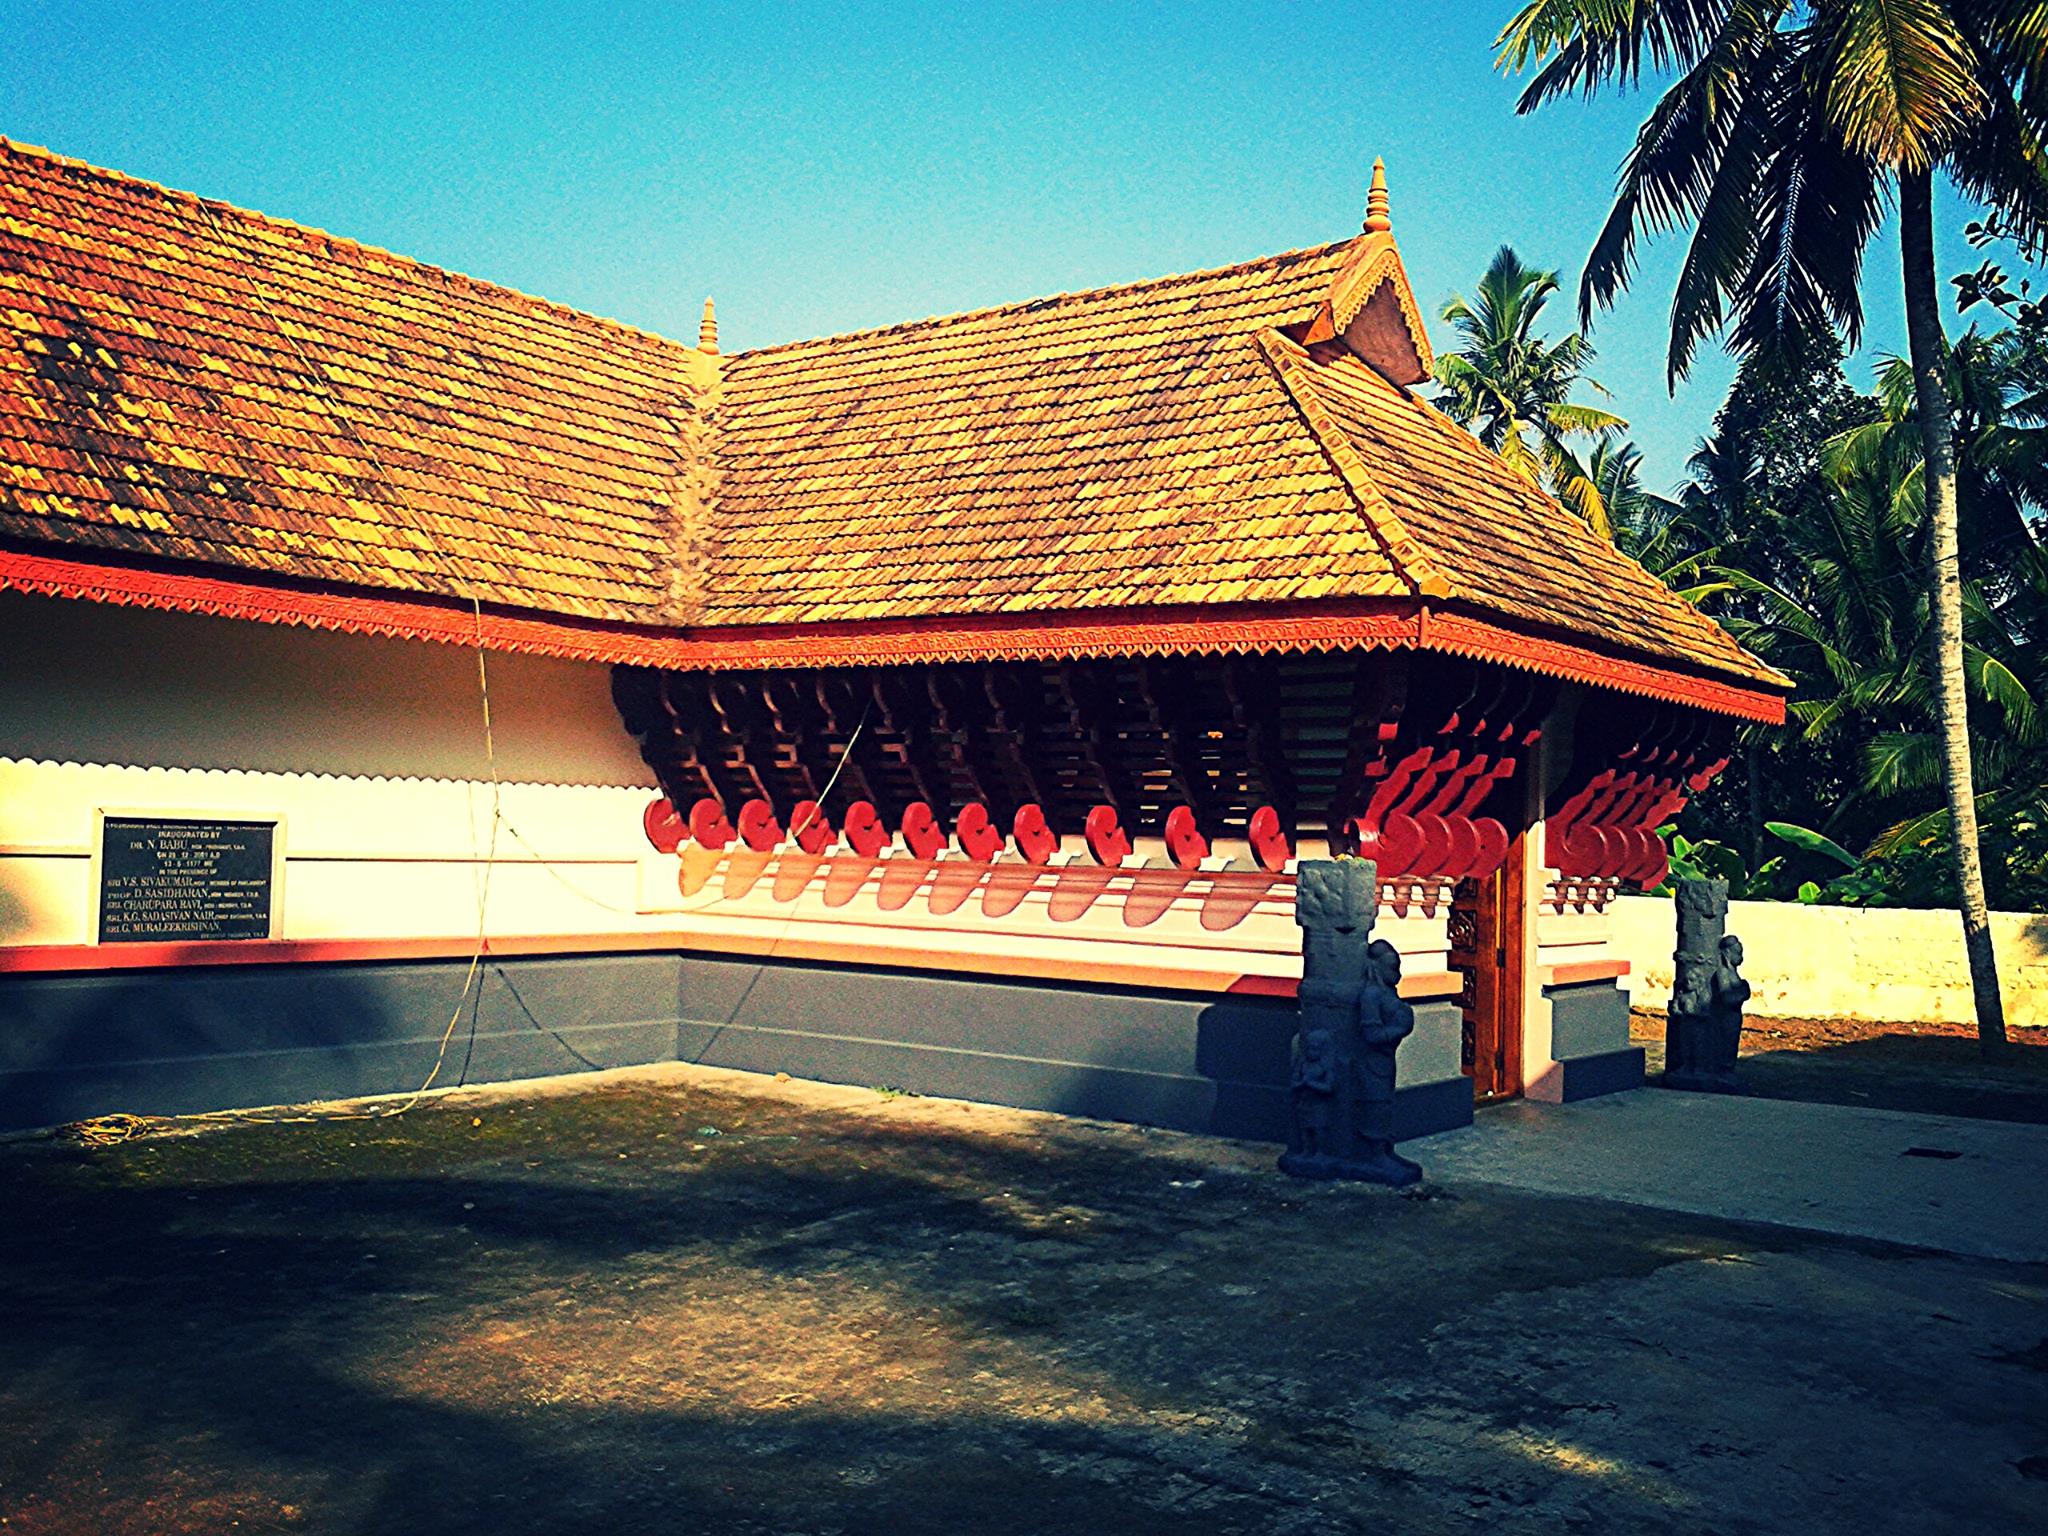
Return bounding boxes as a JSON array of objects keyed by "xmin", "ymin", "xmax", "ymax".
[
  {"xmin": 619, "ymin": 656, "xmax": 1721, "ymax": 888},
  {"xmin": 1330, "ymin": 661, "xmax": 1556, "ymax": 882},
  {"xmin": 614, "ymin": 656, "xmax": 1303, "ymax": 871},
  {"xmin": 1543, "ymin": 698, "xmax": 1732, "ymax": 890}
]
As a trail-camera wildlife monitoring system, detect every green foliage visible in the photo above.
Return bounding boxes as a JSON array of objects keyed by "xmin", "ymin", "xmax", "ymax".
[
  {"xmin": 1431, "ymin": 246, "xmax": 1628, "ymax": 534},
  {"xmin": 1495, "ymin": 1, "xmax": 2048, "ymax": 383},
  {"xmin": 1655, "ymin": 820, "xmax": 1902, "ymax": 906},
  {"xmin": 1763, "ymin": 820, "xmax": 1861, "ymax": 871},
  {"xmin": 1693, "ymin": 324, "xmax": 2048, "ymax": 910},
  {"xmin": 1520, "ymin": 262, "xmax": 2048, "ymax": 912}
]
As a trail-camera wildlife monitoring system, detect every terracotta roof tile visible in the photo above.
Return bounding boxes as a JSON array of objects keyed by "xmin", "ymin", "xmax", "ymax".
[
  {"xmin": 0, "ymin": 138, "xmax": 706, "ymax": 622},
  {"xmin": 710, "ymin": 258, "xmax": 1415, "ymax": 623},
  {"xmin": 1266, "ymin": 339, "xmax": 1779, "ymax": 685}
]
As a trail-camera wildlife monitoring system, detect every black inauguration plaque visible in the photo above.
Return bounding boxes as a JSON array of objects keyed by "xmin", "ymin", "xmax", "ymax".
[{"xmin": 99, "ymin": 817, "xmax": 277, "ymax": 943}]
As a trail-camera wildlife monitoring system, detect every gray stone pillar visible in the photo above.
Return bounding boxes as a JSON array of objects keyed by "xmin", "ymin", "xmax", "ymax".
[{"xmin": 1280, "ymin": 857, "xmax": 1422, "ymax": 1186}]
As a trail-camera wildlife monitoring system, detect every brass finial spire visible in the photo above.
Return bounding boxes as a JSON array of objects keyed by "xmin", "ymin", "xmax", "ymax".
[
  {"xmin": 1363, "ymin": 158, "xmax": 1391, "ymax": 236},
  {"xmin": 698, "ymin": 297, "xmax": 719, "ymax": 355}
]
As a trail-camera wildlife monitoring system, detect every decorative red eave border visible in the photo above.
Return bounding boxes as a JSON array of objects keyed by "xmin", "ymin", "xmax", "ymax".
[
  {"xmin": 0, "ymin": 545, "xmax": 695, "ymax": 666},
  {"xmin": 0, "ymin": 545, "xmax": 1787, "ymax": 723},
  {"xmin": 1422, "ymin": 609, "xmax": 1787, "ymax": 724}
]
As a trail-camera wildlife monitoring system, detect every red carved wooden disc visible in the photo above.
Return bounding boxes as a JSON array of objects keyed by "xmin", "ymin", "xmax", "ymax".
[
  {"xmin": 1247, "ymin": 805, "xmax": 1290, "ymax": 873},
  {"xmin": 687, "ymin": 796, "xmax": 735, "ymax": 851},
  {"xmin": 1163, "ymin": 806, "xmax": 1208, "ymax": 870},
  {"xmin": 1440, "ymin": 815, "xmax": 1481, "ymax": 879},
  {"xmin": 1586, "ymin": 824, "xmax": 1625, "ymax": 878},
  {"xmin": 737, "ymin": 798, "xmax": 783, "ymax": 852},
  {"xmin": 789, "ymin": 799, "xmax": 836, "ymax": 855},
  {"xmin": 900, "ymin": 801, "xmax": 945, "ymax": 861},
  {"xmin": 1622, "ymin": 826, "xmax": 1664, "ymax": 886},
  {"xmin": 642, "ymin": 796, "xmax": 685, "ymax": 854},
  {"xmin": 1466, "ymin": 816, "xmax": 1509, "ymax": 879},
  {"xmin": 1411, "ymin": 811, "xmax": 1453, "ymax": 877},
  {"xmin": 1012, "ymin": 803, "xmax": 1057, "ymax": 865},
  {"xmin": 1084, "ymin": 804, "xmax": 1130, "ymax": 867},
  {"xmin": 955, "ymin": 802, "xmax": 1003, "ymax": 863},
  {"xmin": 843, "ymin": 800, "xmax": 890, "ymax": 859},
  {"xmin": 1375, "ymin": 810, "xmax": 1423, "ymax": 876}
]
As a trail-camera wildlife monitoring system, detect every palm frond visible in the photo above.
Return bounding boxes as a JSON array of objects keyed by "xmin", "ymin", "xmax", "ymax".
[
  {"xmin": 1726, "ymin": 43, "xmax": 1886, "ymax": 368},
  {"xmin": 1578, "ymin": 5, "xmax": 1785, "ymax": 327},
  {"xmin": 1862, "ymin": 728, "xmax": 1944, "ymax": 793},
  {"xmin": 1816, "ymin": 0, "xmax": 1991, "ymax": 169},
  {"xmin": 1546, "ymin": 401, "xmax": 1632, "ymax": 434},
  {"xmin": 1497, "ymin": 0, "xmax": 1752, "ymax": 107}
]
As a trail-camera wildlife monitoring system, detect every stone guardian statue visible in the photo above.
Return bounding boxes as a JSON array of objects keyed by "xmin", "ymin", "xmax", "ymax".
[
  {"xmin": 1280, "ymin": 857, "xmax": 1423, "ymax": 1186},
  {"xmin": 1663, "ymin": 878, "xmax": 1748, "ymax": 1094}
]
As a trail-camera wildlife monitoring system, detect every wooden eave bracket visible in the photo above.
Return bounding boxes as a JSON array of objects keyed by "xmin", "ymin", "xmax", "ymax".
[{"xmin": 1254, "ymin": 328, "xmax": 1454, "ymax": 602}]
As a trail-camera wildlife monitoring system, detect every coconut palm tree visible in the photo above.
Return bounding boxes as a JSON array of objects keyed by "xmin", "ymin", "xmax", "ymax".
[
  {"xmin": 1432, "ymin": 246, "xmax": 1629, "ymax": 535},
  {"xmin": 1596, "ymin": 439, "xmax": 1719, "ymax": 580},
  {"xmin": 1710, "ymin": 354, "xmax": 2046, "ymax": 904},
  {"xmin": 1496, "ymin": 0, "xmax": 2048, "ymax": 1054}
]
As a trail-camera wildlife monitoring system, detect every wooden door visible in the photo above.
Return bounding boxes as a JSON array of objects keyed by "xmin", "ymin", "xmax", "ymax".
[{"xmin": 1449, "ymin": 830, "xmax": 1526, "ymax": 1102}]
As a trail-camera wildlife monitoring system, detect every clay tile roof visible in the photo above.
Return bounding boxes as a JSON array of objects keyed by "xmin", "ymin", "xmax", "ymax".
[
  {"xmin": 0, "ymin": 140, "xmax": 1786, "ymax": 714},
  {"xmin": 709, "ymin": 239, "xmax": 1408, "ymax": 624},
  {"xmin": 0, "ymin": 137, "xmax": 708, "ymax": 624},
  {"xmin": 1259, "ymin": 336, "xmax": 1783, "ymax": 687}
]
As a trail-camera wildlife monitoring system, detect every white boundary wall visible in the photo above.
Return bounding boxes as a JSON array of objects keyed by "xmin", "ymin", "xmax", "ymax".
[{"xmin": 1612, "ymin": 895, "xmax": 2048, "ymax": 1026}]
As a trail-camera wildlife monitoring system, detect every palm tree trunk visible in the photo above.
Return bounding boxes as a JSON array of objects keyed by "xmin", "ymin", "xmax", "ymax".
[
  {"xmin": 1899, "ymin": 166, "xmax": 2007, "ymax": 1057},
  {"xmin": 1744, "ymin": 741, "xmax": 1764, "ymax": 874}
]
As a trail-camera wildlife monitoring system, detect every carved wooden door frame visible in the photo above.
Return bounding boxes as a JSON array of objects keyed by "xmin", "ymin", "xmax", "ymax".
[{"xmin": 1452, "ymin": 823, "xmax": 1527, "ymax": 1102}]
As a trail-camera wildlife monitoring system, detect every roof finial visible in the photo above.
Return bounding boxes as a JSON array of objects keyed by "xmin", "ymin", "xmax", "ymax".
[
  {"xmin": 698, "ymin": 297, "xmax": 719, "ymax": 355},
  {"xmin": 1363, "ymin": 158, "xmax": 1392, "ymax": 236}
]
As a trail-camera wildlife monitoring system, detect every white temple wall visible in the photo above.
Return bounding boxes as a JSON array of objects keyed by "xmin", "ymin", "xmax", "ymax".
[
  {"xmin": 1613, "ymin": 895, "xmax": 2048, "ymax": 1026},
  {"xmin": 0, "ymin": 592, "xmax": 1457, "ymax": 994},
  {"xmin": 0, "ymin": 589, "xmax": 658, "ymax": 952}
]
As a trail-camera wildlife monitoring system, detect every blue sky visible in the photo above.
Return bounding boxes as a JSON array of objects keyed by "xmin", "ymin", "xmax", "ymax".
[{"xmin": 0, "ymin": 0, "xmax": 1992, "ymax": 491}]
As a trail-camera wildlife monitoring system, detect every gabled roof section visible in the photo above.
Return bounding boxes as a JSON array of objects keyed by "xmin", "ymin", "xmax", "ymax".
[
  {"xmin": 1260, "ymin": 333, "xmax": 1785, "ymax": 689},
  {"xmin": 0, "ymin": 137, "xmax": 715, "ymax": 624},
  {"xmin": 1298, "ymin": 159, "xmax": 1434, "ymax": 387},
  {"xmin": 709, "ymin": 238, "xmax": 1420, "ymax": 624}
]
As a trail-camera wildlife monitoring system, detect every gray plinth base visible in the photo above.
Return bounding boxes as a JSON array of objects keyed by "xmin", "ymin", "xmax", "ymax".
[
  {"xmin": 1277, "ymin": 1146, "xmax": 1423, "ymax": 1187},
  {"xmin": 1555, "ymin": 1044, "xmax": 1646, "ymax": 1102}
]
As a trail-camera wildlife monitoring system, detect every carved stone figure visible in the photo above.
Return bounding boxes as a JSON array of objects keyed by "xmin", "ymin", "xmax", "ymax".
[
  {"xmin": 1290, "ymin": 1028, "xmax": 1338, "ymax": 1157},
  {"xmin": 1280, "ymin": 857, "xmax": 1424, "ymax": 1186},
  {"xmin": 1664, "ymin": 879, "xmax": 1747, "ymax": 1094}
]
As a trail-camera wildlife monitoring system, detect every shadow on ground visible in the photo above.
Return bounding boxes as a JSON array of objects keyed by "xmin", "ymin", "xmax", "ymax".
[
  {"xmin": 1633, "ymin": 1011, "xmax": 2048, "ymax": 1124},
  {"xmin": 1, "ymin": 1069, "xmax": 2044, "ymax": 1534}
]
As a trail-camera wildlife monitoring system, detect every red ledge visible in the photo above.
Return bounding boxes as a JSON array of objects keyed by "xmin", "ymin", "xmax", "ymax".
[
  {"xmin": 0, "ymin": 931, "xmax": 1464, "ymax": 1002},
  {"xmin": 1540, "ymin": 958, "xmax": 1632, "ymax": 987},
  {"xmin": 0, "ymin": 544, "xmax": 1787, "ymax": 722}
]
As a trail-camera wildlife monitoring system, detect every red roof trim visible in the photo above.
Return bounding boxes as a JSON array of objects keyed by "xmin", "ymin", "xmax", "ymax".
[
  {"xmin": 0, "ymin": 544, "xmax": 683, "ymax": 665},
  {"xmin": 0, "ymin": 544, "xmax": 1786, "ymax": 722},
  {"xmin": 1424, "ymin": 608, "xmax": 1787, "ymax": 724}
]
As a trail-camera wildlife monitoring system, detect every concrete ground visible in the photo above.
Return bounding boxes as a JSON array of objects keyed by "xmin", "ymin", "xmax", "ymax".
[
  {"xmin": 1426, "ymin": 1090, "xmax": 2048, "ymax": 1262},
  {"xmin": 1, "ymin": 1064, "xmax": 2043, "ymax": 1535}
]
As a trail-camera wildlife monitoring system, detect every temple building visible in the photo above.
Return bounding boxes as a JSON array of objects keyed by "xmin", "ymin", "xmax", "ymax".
[{"xmin": 0, "ymin": 141, "xmax": 1787, "ymax": 1136}]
